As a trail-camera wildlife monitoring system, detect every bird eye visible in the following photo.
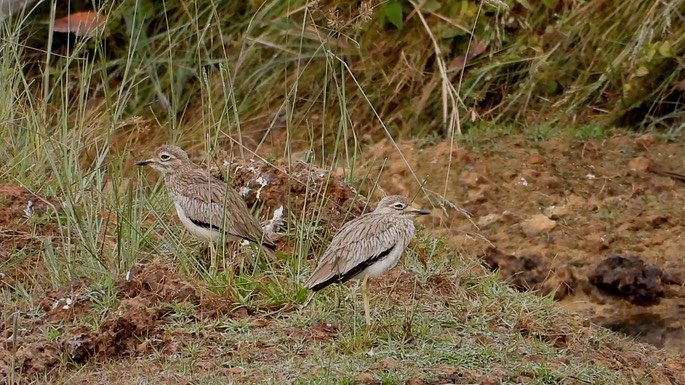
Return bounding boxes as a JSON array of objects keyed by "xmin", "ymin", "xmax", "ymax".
[
  {"xmin": 392, "ymin": 202, "xmax": 406, "ymax": 210},
  {"xmin": 159, "ymin": 153, "xmax": 171, "ymax": 161}
]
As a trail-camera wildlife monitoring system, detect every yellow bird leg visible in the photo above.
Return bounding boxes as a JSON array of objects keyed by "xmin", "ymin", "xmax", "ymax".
[
  {"xmin": 361, "ymin": 275, "xmax": 371, "ymax": 326},
  {"xmin": 208, "ymin": 241, "xmax": 219, "ymax": 276}
]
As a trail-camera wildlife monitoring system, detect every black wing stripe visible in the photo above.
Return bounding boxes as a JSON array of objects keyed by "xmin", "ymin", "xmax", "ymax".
[
  {"xmin": 189, "ymin": 218, "xmax": 275, "ymax": 248},
  {"xmin": 190, "ymin": 218, "xmax": 221, "ymax": 232},
  {"xmin": 310, "ymin": 245, "xmax": 395, "ymax": 292}
]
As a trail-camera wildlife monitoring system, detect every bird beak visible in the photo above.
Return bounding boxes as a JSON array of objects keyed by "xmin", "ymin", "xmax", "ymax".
[
  {"xmin": 408, "ymin": 205, "xmax": 431, "ymax": 215},
  {"xmin": 135, "ymin": 159, "xmax": 153, "ymax": 166}
]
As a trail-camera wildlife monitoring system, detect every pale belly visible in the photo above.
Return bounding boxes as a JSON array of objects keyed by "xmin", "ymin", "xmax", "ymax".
[
  {"xmin": 355, "ymin": 243, "xmax": 405, "ymax": 280},
  {"xmin": 174, "ymin": 202, "xmax": 221, "ymax": 242}
]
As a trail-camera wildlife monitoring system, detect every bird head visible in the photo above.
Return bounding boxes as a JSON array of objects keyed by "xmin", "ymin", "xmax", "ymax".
[
  {"xmin": 135, "ymin": 145, "xmax": 191, "ymax": 175},
  {"xmin": 374, "ymin": 195, "xmax": 431, "ymax": 216}
]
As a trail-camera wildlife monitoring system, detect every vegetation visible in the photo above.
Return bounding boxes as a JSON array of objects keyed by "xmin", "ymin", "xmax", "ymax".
[{"xmin": 1, "ymin": 0, "xmax": 684, "ymax": 383}]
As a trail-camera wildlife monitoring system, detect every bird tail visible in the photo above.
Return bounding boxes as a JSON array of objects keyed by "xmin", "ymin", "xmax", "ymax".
[{"xmin": 262, "ymin": 243, "xmax": 278, "ymax": 262}]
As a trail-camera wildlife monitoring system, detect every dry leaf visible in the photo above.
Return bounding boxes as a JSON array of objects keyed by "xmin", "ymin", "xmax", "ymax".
[
  {"xmin": 53, "ymin": 11, "xmax": 104, "ymax": 37},
  {"xmin": 450, "ymin": 40, "xmax": 487, "ymax": 70}
]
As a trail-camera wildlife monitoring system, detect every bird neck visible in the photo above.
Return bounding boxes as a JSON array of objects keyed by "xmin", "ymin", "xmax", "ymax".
[{"xmin": 164, "ymin": 164, "xmax": 205, "ymax": 185}]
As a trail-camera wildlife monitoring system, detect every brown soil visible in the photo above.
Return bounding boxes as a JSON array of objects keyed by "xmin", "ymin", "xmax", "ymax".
[
  {"xmin": 0, "ymin": 184, "xmax": 63, "ymax": 298},
  {"xmin": 0, "ymin": 261, "xmax": 237, "ymax": 384}
]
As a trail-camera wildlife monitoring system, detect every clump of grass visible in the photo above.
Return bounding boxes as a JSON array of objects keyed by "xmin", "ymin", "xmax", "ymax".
[{"xmin": 5, "ymin": 0, "xmax": 682, "ymax": 160}]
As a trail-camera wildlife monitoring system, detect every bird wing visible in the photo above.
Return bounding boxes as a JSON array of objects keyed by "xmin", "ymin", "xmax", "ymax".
[
  {"xmin": 172, "ymin": 170, "xmax": 273, "ymax": 246},
  {"xmin": 304, "ymin": 213, "xmax": 411, "ymax": 291}
]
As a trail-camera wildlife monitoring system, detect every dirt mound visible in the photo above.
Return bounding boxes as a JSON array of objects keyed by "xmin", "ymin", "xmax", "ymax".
[
  {"xmin": 290, "ymin": 322, "xmax": 339, "ymax": 342},
  {"xmin": 209, "ymin": 157, "xmax": 370, "ymax": 257},
  {"xmin": 418, "ymin": 367, "xmax": 500, "ymax": 385},
  {"xmin": 214, "ymin": 158, "xmax": 367, "ymax": 229},
  {"xmin": 0, "ymin": 184, "xmax": 56, "ymax": 224},
  {"xmin": 589, "ymin": 255, "xmax": 665, "ymax": 306},
  {"xmin": 0, "ymin": 184, "xmax": 60, "ymax": 287},
  {"xmin": 0, "ymin": 261, "xmax": 236, "ymax": 384}
]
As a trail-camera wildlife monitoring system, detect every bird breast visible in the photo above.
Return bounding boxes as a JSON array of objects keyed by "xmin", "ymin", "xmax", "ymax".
[{"xmin": 356, "ymin": 217, "xmax": 415, "ymax": 279}]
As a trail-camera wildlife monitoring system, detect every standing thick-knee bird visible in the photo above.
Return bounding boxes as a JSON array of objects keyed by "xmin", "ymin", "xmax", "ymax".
[
  {"xmin": 136, "ymin": 144, "xmax": 277, "ymax": 261},
  {"xmin": 303, "ymin": 195, "xmax": 430, "ymax": 325}
]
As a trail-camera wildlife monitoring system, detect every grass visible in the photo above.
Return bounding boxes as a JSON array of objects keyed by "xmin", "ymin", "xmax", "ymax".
[
  {"xmin": 0, "ymin": 1, "xmax": 682, "ymax": 384},
  {"xmin": 31, "ymin": 256, "xmax": 654, "ymax": 384}
]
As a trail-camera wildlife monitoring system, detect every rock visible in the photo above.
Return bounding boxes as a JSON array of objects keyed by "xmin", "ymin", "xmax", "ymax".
[
  {"xmin": 376, "ymin": 358, "xmax": 400, "ymax": 370},
  {"xmin": 466, "ymin": 186, "xmax": 489, "ymax": 204},
  {"xmin": 635, "ymin": 133, "xmax": 657, "ymax": 146},
  {"xmin": 500, "ymin": 210, "xmax": 520, "ymax": 225},
  {"xmin": 520, "ymin": 214, "xmax": 556, "ymax": 237},
  {"xmin": 601, "ymin": 313, "xmax": 667, "ymax": 350},
  {"xmin": 358, "ymin": 372, "xmax": 379, "ymax": 384},
  {"xmin": 665, "ymin": 357, "xmax": 685, "ymax": 372},
  {"xmin": 477, "ymin": 213, "xmax": 500, "ymax": 229},
  {"xmin": 629, "ymin": 156, "xmax": 652, "ymax": 172},
  {"xmin": 588, "ymin": 255, "xmax": 664, "ymax": 306},
  {"xmin": 544, "ymin": 205, "xmax": 571, "ymax": 219},
  {"xmin": 527, "ymin": 153, "xmax": 542, "ymax": 164}
]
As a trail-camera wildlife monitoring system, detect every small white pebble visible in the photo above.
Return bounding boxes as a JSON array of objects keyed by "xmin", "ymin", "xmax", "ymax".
[
  {"xmin": 62, "ymin": 298, "xmax": 73, "ymax": 310},
  {"xmin": 23, "ymin": 200, "xmax": 34, "ymax": 218}
]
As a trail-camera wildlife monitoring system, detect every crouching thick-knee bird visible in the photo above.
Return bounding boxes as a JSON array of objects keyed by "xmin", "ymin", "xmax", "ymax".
[{"xmin": 136, "ymin": 144, "xmax": 277, "ymax": 262}]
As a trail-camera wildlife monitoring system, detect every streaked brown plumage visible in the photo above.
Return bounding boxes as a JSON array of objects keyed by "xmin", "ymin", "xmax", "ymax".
[
  {"xmin": 303, "ymin": 195, "xmax": 430, "ymax": 325},
  {"xmin": 136, "ymin": 145, "xmax": 276, "ymax": 260}
]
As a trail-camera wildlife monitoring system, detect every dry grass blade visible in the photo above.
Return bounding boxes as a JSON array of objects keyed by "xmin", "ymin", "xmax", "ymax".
[{"xmin": 408, "ymin": 0, "xmax": 461, "ymax": 138}]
